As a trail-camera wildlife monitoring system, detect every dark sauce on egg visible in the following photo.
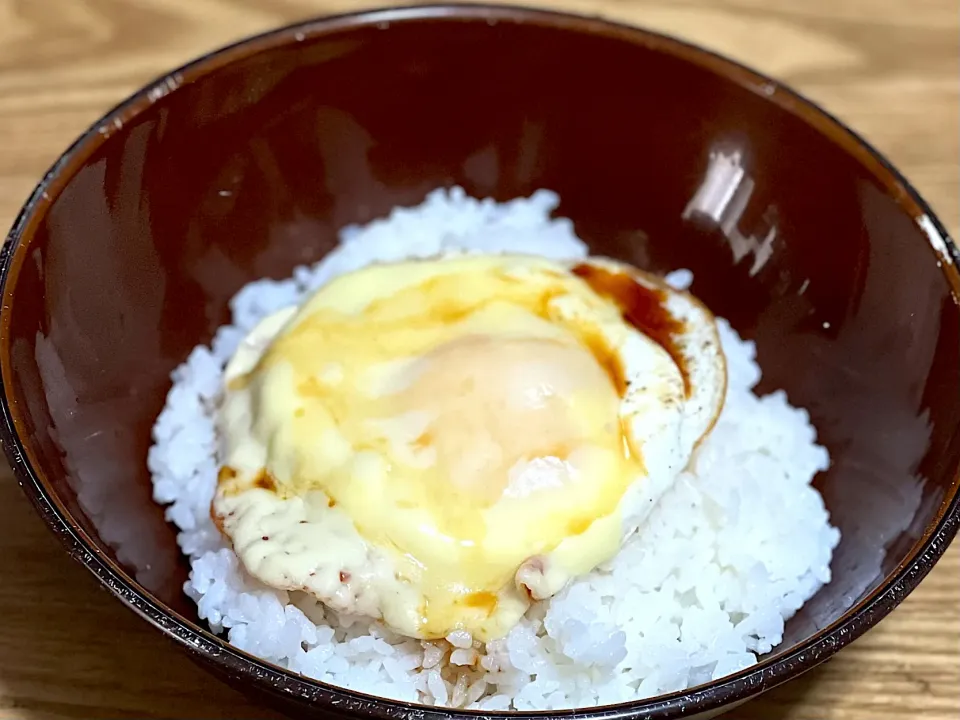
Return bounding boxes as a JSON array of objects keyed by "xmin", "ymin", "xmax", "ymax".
[
  {"xmin": 253, "ymin": 468, "xmax": 278, "ymax": 492},
  {"xmin": 571, "ymin": 263, "xmax": 691, "ymax": 396},
  {"xmin": 217, "ymin": 466, "xmax": 238, "ymax": 484},
  {"xmin": 577, "ymin": 326, "xmax": 628, "ymax": 397}
]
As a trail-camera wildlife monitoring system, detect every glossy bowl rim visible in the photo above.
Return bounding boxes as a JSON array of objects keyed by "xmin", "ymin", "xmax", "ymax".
[{"xmin": 2, "ymin": 4, "xmax": 959, "ymax": 719}]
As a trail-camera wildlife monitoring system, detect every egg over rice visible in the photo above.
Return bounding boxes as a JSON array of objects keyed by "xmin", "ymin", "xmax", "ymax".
[{"xmin": 149, "ymin": 189, "xmax": 839, "ymax": 709}]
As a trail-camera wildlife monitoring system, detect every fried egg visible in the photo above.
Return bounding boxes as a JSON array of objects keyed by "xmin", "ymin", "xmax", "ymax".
[{"xmin": 212, "ymin": 254, "xmax": 726, "ymax": 641}]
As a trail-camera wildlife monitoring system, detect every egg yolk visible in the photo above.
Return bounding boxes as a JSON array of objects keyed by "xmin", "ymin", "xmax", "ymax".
[{"xmin": 394, "ymin": 334, "xmax": 620, "ymax": 507}]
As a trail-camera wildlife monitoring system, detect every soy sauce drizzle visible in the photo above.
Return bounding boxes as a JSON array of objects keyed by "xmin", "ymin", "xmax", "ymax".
[{"xmin": 571, "ymin": 264, "xmax": 691, "ymax": 396}]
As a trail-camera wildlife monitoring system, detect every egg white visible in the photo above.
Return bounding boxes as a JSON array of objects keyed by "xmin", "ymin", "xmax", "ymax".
[{"xmin": 212, "ymin": 254, "xmax": 726, "ymax": 641}]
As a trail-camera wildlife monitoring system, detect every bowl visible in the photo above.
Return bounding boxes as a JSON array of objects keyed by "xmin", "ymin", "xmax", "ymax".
[{"xmin": 2, "ymin": 5, "xmax": 958, "ymax": 719}]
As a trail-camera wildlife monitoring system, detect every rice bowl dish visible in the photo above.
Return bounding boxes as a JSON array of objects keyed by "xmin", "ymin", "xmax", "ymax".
[{"xmin": 148, "ymin": 188, "xmax": 840, "ymax": 710}]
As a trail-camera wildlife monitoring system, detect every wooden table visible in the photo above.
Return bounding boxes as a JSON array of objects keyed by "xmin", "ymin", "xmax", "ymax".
[{"xmin": 0, "ymin": 1, "xmax": 957, "ymax": 718}]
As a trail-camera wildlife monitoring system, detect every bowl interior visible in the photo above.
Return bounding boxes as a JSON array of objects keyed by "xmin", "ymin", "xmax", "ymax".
[{"xmin": 2, "ymin": 6, "xmax": 959, "ymax": 706}]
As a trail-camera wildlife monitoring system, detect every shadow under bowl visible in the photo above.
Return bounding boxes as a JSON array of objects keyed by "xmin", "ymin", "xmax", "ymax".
[{"xmin": 2, "ymin": 5, "xmax": 959, "ymax": 720}]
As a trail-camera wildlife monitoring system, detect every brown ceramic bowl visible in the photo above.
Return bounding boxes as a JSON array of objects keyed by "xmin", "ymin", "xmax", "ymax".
[{"xmin": 1, "ymin": 5, "xmax": 958, "ymax": 719}]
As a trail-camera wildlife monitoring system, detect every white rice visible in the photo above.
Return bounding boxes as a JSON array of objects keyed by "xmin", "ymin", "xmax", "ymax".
[{"xmin": 148, "ymin": 187, "xmax": 840, "ymax": 710}]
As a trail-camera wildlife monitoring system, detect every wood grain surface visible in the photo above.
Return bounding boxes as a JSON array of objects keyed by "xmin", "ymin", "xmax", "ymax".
[{"xmin": 0, "ymin": 0, "xmax": 957, "ymax": 718}]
